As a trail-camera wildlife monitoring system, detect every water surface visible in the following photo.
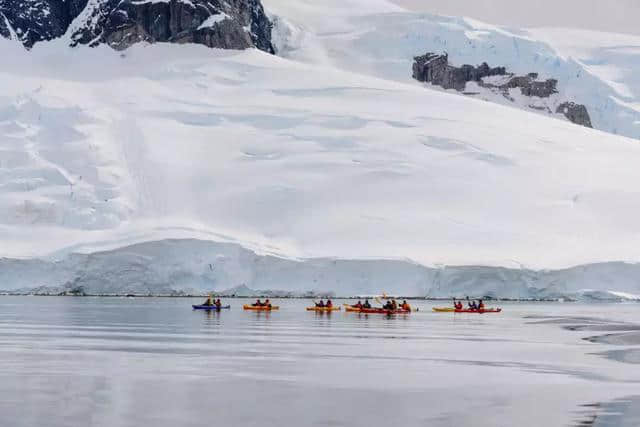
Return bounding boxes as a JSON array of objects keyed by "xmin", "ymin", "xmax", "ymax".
[{"xmin": 0, "ymin": 297, "xmax": 638, "ymax": 427}]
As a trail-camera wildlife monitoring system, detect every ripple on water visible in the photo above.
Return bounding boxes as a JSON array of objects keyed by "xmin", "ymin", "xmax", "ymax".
[{"xmin": 574, "ymin": 396, "xmax": 640, "ymax": 426}]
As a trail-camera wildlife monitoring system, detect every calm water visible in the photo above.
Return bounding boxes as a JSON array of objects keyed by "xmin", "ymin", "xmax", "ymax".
[{"xmin": 0, "ymin": 297, "xmax": 638, "ymax": 427}]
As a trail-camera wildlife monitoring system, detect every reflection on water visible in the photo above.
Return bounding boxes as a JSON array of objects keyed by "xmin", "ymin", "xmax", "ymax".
[
  {"xmin": 575, "ymin": 396, "xmax": 640, "ymax": 427},
  {"xmin": 0, "ymin": 297, "xmax": 639, "ymax": 427}
]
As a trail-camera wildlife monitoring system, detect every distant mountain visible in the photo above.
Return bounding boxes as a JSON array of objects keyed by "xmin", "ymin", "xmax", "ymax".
[{"xmin": 0, "ymin": 0, "xmax": 274, "ymax": 52}]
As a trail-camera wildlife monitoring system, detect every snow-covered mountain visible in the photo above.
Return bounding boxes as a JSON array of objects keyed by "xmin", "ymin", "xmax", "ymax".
[
  {"xmin": 2, "ymin": 0, "xmax": 640, "ymax": 297},
  {"xmin": 266, "ymin": 1, "xmax": 640, "ymax": 140}
]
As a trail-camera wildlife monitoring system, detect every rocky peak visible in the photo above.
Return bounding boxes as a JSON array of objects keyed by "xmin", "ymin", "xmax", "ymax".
[
  {"xmin": 0, "ymin": 0, "xmax": 274, "ymax": 53},
  {"xmin": 413, "ymin": 52, "xmax": 591, "ymax": 128}
]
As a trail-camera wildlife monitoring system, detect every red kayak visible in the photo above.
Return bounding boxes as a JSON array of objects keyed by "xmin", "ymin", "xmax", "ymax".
[
  {"xmin": 359, "ymin": 308, "xmax": 410, "ymax": 315},
  {"xmin": 454, "ymin": 308, "xmax": 502, "ymax": 313}
]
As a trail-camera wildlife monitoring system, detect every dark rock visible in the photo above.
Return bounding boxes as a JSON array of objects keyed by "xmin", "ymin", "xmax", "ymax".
[
  {"xmin": 503, "ymin": 76, "xmax": 557, "ymax": 97},
  {"xmin": 0, "ymin": 0, "xmax": 274, "ymax": 53},
  {"xmin": 557, "ymin": 102, "xmax": 593, "ymax": 128},
  {"xmin": 413, "ymin": 52, "xmax": 592, "ymax": 128},
  {"xmin": 0, "ymin": 0, "xmax": 89, "ymax": 47},
  {"xmin": 413, "ymin": 53, "xmax": 505, "ymax": 91},
  {"xmin": 0, "ymin": 11, "xmax": 9, "ymax": 38},
  {"xmin": 413, "ymin": 52, "xmax": 559, "ymax": 97}
]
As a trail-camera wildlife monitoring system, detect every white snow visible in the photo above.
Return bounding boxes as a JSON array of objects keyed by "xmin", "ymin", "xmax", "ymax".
[
  {"xmin": 2, "ymin": 35, "xmax": 640, "ymax": 273},
  {"xmin": 197, "ymin": 12, "xmax": 230, "ymax": 30},
  {"xmin": 3, "ymin": 1, "xmax": 640, "ymax": 295},
  {"xmin": 265, "ymin": 1, "xmax": 640, "ymax": 140}
]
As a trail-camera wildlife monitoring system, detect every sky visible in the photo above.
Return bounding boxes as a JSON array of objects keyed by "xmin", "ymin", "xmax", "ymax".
[{"xmin": 391, "ymin": 0, "xmax": 640, "ymax": 35}]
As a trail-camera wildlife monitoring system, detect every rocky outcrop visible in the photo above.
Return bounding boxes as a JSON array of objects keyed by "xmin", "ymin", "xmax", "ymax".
[
  {"xmin": 413, "ymin": 53, "xmax": 505, "ymax": 91},
  {"xmin": 413, "ymin": 52, "xmax": 591, "ymax": 128},
  {"xmin": 0, "ymin": 0, "xmax": 89, "ymax": 47},
  {"xmin": 556, "ymin": 102, "xmax": 592, "ymax": 128},
  {"xmin": 0, "ymin": 0, "xmax": 274, "ymax": 53}
]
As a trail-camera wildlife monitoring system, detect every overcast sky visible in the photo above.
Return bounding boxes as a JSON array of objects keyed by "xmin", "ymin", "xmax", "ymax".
[{"xmin": 391, "ymin": 0, "xmax": 640, "ymax": 35}]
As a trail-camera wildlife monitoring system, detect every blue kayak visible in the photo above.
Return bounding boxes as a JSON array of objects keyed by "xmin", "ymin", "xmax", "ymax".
[{"xmin": 192, "ymin": 305, "xmax": 231, "ymax": 310}]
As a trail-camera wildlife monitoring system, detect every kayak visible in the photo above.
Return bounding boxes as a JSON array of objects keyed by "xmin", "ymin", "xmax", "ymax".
[
  {"xmin": 433, "ymin": 307, "xmax": 501, "ymax": 313},
  {"xmin": 343, "ymin": 304, "xmax": 410, "ymax": 314},
  {"xmin": 193, "ymin": 304, "xmax": 230, "ymax": 310},
  {"xmin": 360, "ymin": 308, "xmax": 410, "ymax": 315},
  {"xmin": 455, "ymin": 308, "xmax": 502, "ymax": 313},
  {"xmin": 243, "ymin": 304, "xmax": 279, "ymax": 311},
  {"xmin": 306, "ymin": 306, "xmax": 341, "ymax": 312}
]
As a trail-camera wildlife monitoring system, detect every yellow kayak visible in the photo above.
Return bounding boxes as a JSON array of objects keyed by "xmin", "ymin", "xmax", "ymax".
[
  {"xmin": 432, "ymin": 307, "xmax": 456, "ymax": 312},
  {"xmin": 306, "ymin": 306, "xmax": 341, "ymax": 312},
  {"xmin": 243, "ymin": 304, "xmax": 279, "ymax": 311},
  {"xmin": 343, "ymin": 304, "xmax": 363, "ymax": 312}
]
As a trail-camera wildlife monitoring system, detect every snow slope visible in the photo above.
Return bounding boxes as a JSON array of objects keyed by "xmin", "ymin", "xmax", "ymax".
[
  {"xmin": 2, "ymin": 1, "xmax": 640, "ymax": 295},
  {"xmin": 266, "ymin": 0, "xmax": 640, "ymax": 140}
]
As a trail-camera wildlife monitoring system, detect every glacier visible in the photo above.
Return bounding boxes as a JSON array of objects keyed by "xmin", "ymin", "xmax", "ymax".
[
  {"xmin": 2, "ymin": 0, "xmax": 640, "ymax": 296},
  {"xmin": 3, "ymin": 238, "xmax": 640, "ymax": 299}
]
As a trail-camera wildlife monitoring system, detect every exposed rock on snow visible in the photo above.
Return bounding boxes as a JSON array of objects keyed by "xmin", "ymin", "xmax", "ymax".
[
  {"xmin": 413, "ymin": 52, "xmax": 592, "ymax": 127},
  {"xmin": 413, "ymin": 52, "xmax": 506, "ymax": 92},
  {"xmin": 0, "ymin": 0, "xmax": 274, "ymax": 53},
  {"xmin": 556, "ymin": 102, "xmax": 592, "ymax": 128},
  {"xmin": 0, "ymin": 0, "xmax": 88, "ymax": 48}
]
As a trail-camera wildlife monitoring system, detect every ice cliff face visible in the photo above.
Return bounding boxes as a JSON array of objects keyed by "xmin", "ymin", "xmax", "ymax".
[
  {"xmin": 0, "ymin": 0, "xmax": 274, "ymax": 52},
  {"xmin": 2, "ymin": 239, "xmax": 640, "ymax": 300},
  {"xmin": 413, "ymin": 52, "xmax": 593, "ymax": 128}
]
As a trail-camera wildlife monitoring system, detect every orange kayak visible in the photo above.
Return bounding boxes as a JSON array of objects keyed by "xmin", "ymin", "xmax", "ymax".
[{"xmin": 243, "ymin": 304, "xmax": 279, "ymax": 311}]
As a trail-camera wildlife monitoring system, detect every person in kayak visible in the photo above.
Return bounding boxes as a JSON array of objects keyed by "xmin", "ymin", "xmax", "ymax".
[
  {"xmin": 265, "ymin": 299, "xmax": 272, "ymax": 308},
  {"xmin": 454, "ymin": 299, "xmax": 463, "ymax": 310},
  {"xmin": 202, "ymin": 295, "xmax": 213, "ymax": 306},
  {"xmin": 316, "ymin": 300, "xmax": 325, "ymax": 308},
  {"xmin": 477, "ymin": 300, "xmax": 485, "ymax": 310},
  {"xmin": 363, "ymin": 299, "xmax": 371, "ymax": 309},
  {"xmin": 253, "ymin": 299, "xmax": 263, "ymax": 307},
  {"xmin": 326, "ymin": 299, "xmax": 333, "ymax": 308},
  {"xmin": 401, "ymin": 300, "xmax": 411, "ymax": 311},
  {"xmin": 353, "ymin": 300, "xmax": 363, "ymax": 309},
  {"xmin": 468, "ymin": 300, "xmax": 478, "ymax": 310},
  {"xmin": 215, "ymin": 299, "xmax": 222, "ymax": 309}
]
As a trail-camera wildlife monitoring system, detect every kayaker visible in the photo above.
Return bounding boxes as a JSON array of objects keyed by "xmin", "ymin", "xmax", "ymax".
[
  {"xmin": 202, "ymin": 295, "xmax": 213, "ymax": 306},
  {"xmin": 363, "ymin": 299, "xmax": 371, "ymax": 309},
  {"xmin": 253, "ymin": 299, "xmax": 263, "ymax": 307},
  {"xmin": 455, "ymin": 300, "xmax": 463, "ymax": 310},
  {"xmin": 468, "ymin": 300, "xmax": 478, "ymax": 310},
  {"xmin": 215, "ymin": 299, "xmax": 222, "ymax": 309},
  {"xmin": 353, "ymin": 300, "xmax": 363, "ymax": 309},
  {"xmin": 401, "ymin": 300, "xmax": 411, "ymax": 311},
  {"xmin": 265, "ymin": 299, "xmax": 272, "ymax": 308},
  {"xmin": 316, "ymin": 300, "xmax": 325, "ymax": 308},
  {"xmin": 326, "ymin": 299, "xmax": 333, "ymax": 308},
  {"xmin": 391, "ymin": 299, "xmax": 398, "ymax": 310},
  {"xmin": 478, "ymin": 300, "xmax": 485, "ymax": 310}
]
